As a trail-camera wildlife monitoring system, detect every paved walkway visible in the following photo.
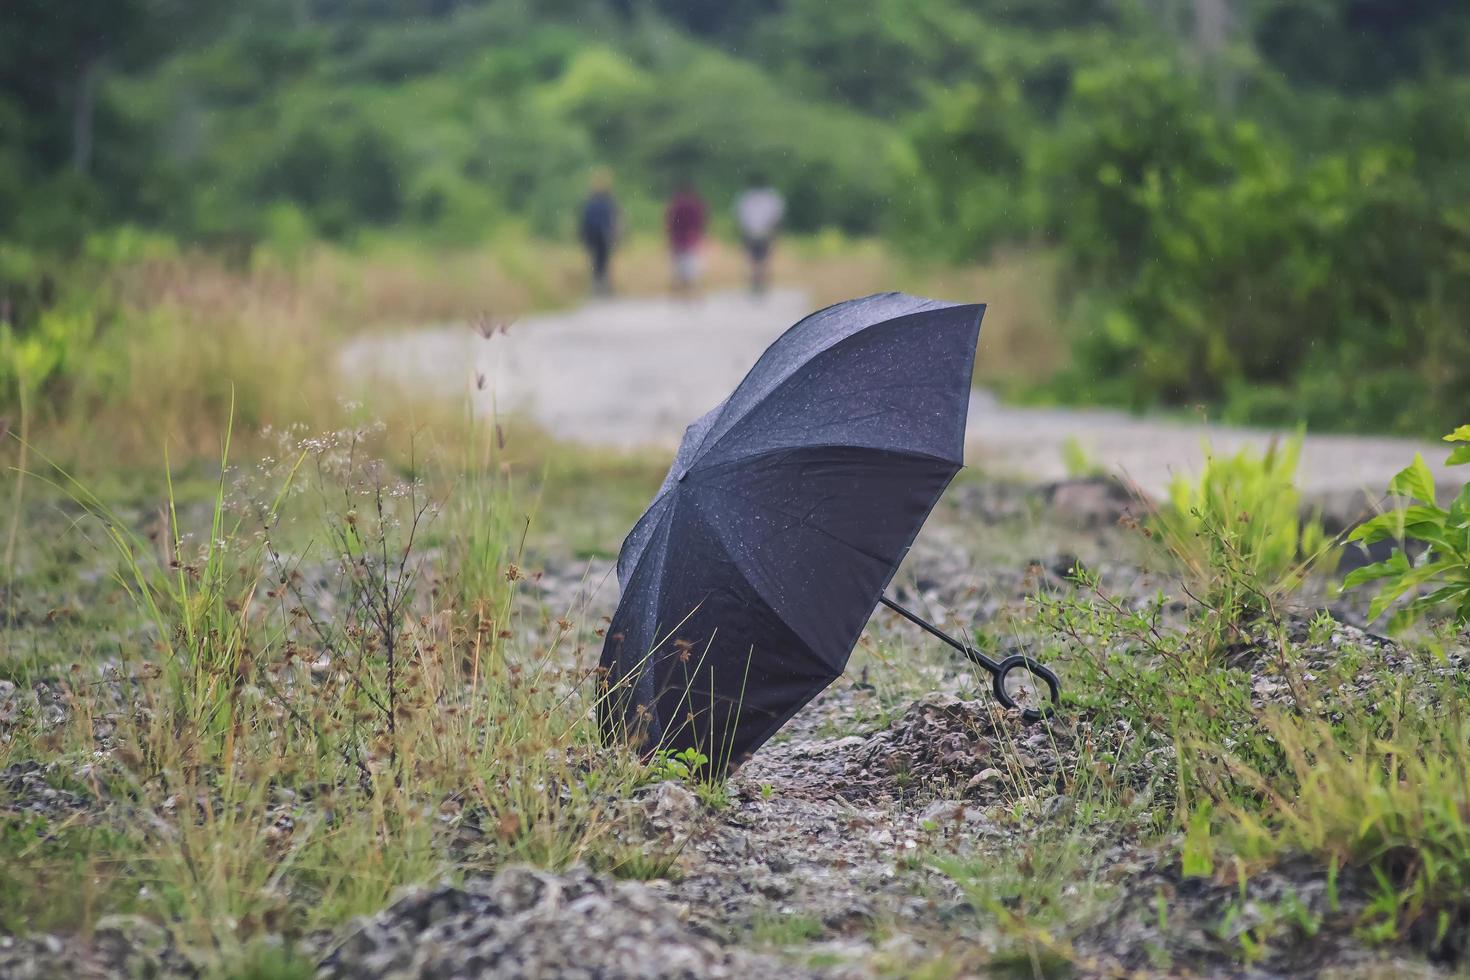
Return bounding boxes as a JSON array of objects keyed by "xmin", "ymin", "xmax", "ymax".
[{"xmin": 338, "ymin": 289, "xmax": 1451, "ymax": 498}]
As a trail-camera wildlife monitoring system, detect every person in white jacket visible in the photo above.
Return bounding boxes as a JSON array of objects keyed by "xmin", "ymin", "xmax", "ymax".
[{"xmin": 734, "ymin": 177, "xmax": 785, "ymax": 295}]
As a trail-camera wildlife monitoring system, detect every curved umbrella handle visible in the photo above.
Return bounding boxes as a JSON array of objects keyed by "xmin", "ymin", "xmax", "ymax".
[
  {"xmin": 879, "ymin": 596, "xmax": 1061, "ymax": 721},
  {"xmin": 991, "ymin": 654, "xmax": 1061, "ymax": 722}
]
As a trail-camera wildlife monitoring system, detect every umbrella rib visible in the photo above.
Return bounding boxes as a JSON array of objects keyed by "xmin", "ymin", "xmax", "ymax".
[{"xmin": 614, "ymin": 491, "xmax": 680, "ymax": 591}]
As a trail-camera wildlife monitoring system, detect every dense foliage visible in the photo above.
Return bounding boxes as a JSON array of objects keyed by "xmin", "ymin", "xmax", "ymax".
[{"xmin": 1, "ymin": 0, "xmax": 1468, "ymax": 432}]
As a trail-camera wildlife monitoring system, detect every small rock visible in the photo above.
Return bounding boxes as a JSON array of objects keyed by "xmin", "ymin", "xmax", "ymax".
[
  {"xmin": 1252, "ymin": 676, "xmax": 1287, "ymax": 699},
  {"xmin": 1043, "ymin": 794, "xmax": 1073, "ymax": 819},
  {"xmin": 1044, "ymin": 476, "xmax": 1145, "ymax": 528},
  {"xmin": 644, "ymin": 780, "xmax": 702, "ymax": 829},
  {"xmin": 964, "ymin": 768, "xmax": 1003, "ymax": 792},
  {"xmin": 920, "ymin": 799, "xmax": 961, "ymax": 824}
]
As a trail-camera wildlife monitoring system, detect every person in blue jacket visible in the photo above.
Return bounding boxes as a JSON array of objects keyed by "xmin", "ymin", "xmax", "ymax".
[{"xmin": 579, "ymin": 169, "xmax": 621, "ymax": 296}]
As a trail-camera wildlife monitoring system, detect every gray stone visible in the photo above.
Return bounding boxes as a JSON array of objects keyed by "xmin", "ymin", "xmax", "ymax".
[
  {"xmin": 643, "ymin": 780, "xmax": 702, "ymax": 830},
  {"xmin": 319, "ymin": 865, "xmax": 803, "ymax": 980}
]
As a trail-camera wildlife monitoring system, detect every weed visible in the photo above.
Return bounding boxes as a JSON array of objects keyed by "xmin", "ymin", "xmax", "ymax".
[
  {"xmin": 1306, "ymin": 608, "xmax": 1337, "ymax": 646},
  {"xmin": 590, "ymin": 842, "xmax": 684, "ymax": 882},
  {"xmin": 1215, "ymin": 882, "xmax": 1322, "ymax": 963},
  {"xmin": 1061, "ymin": 436, "xmax": 1104, "ymax": 479},
  {"xmin": 1181, "ymin": 803, "xmax": 1215, "ymax": 878},
  {"xmin": 4, "ymin": 418, "xmax": 646, "ymax": 969},
  {"xmin": 694, "ymin": 779, "xmax": 730, "ymax": 812},
  {"xmin": 643, "ymin": 746, "xmax": 731, "ymax": 811},
  {"xmin": 1215, "ymin": 707, "xmax": 1470, "ymax": 961},
  {"xmin": 646, "ymin": 747, "xmax": 709, "ymax": 783},
  {"xmin": 0, "ymin": 814, "xmax": 140, "ymax": 935},
  {"xmin": 1154, "ymin": 435, "xmax": 1335, "ymax": 639},
  {"xmin": 208, "ymin": 940, "xmax": 316, "ymax": 980},
  {"xmin": 931, "ymin": 789, "xmax": 1118, "ymax": 977},
  {"xmin": 1344, "ymin": 424, "xmax": 1470, "ymax": 629},
  {"xmin": 750, "ymin": 911, "xmax": 825, "ymax": 946}
]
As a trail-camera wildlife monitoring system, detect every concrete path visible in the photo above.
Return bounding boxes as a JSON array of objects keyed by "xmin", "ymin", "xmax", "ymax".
[{"xmin": 339, "ymin": 289, "xmax": 1451, "ymax": 498}]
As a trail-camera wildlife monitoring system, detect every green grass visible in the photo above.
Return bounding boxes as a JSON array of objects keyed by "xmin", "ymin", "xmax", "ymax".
[
  {"xmin": 3, "ymin": 322, "xmax": 1468, "ymax": 977},
  {"xmin": 1153, "ymin": 434, "xmax": 1338, "ymax": 644},
  {"xmin": 1218, "ymin": 702, "xmax": 1470, "ymax": 960},
  {"xmin": 209, "ymin": 941, "xmax": 317, "ymax": 980},
  {"xmin": 751, "ymin": 911, "xmax": 826, "ymax": 947},
  {"xmin": 0, "ymin": 414, "xmax": 660, "ymax": 971},
  {"xmin": 923, "ymin": 455, "xmax": 1470, "ymax": 973},
  {"xmin": 0, "ymin": 814, "xmax": 142, "ymax": 935},
  {"xmin": 591, "ymin": 843, "xmax": 684, "ymax": 882}
]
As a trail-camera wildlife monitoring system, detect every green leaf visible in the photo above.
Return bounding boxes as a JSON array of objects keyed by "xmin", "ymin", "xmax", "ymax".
[
  {"xmin": 1400, "ymin": 505, "xmax": 1449, "ymax": 526},
  {"xmin": 1342, "ymin": 551, "xmax": 1408, "ymax": 589},
  {"xmin": 1443, "ymin": 424, "xmax": 1470, "ymax": 443},
  {"xmin": 1360, "ymin": 558, "xmax": 1457, "ymax": 621},
  {"xmin": 1419, "ymin": 583, "xmax": 1470, "ymax": 608},
  {"xmin": 1447, "ymin": 445, "xmax": 1470, "ymax": 467},
  {"xmin": 1403, "ymin": 558, "xmax": 1458, "ymax": 584},
  {"xmin": 1389, "ymin": 454, "xmax": 1437, "ymax": 505},
  {"xmin": 1367, "ymin": 589, "xmax": 1401, "ymax": 622},
  {"xmin": 1448, "ymin": 485, "xmax": 1470, "ymax": 529},
  {"xmin": 1347, "ymin": 513, "xmax": 1397, "ymax": 544},
  {"xmin": 1181, "ymin": 804, "xmax": 1214, "ymax": 878},
  {"xmin": 1348, "ymin": 506, "xmax": 1446, "ymax": 545}
]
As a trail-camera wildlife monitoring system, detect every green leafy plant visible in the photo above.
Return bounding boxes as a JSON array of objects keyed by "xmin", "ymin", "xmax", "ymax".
[
  {"xmin": 644, "ymin": 746, "xmax": 733, "ymax": 810},
  {"xmin": 1154, "ymin": 435, "xmax": 1335, "ymax": 634},
  {"xmin": 1181, "ymin": 803, "xmax": 1215, "ymax": 878},
  {"xmin": 750, "ymin": 911, "xmax": 825, "ymax": 947},
  {"xmin": 1344, "ymin": 425, "xmax": 1470, "ymax": 628},
  {"xmin": 1061, "ymin": 437, "xmax": 1104, "ymax": 479},
  {"xmin": 646, "ymin": 747, "xmax": 710, "ymax": 784}
]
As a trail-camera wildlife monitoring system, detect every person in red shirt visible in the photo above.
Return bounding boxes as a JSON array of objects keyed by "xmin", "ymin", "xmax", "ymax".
[{"xmin": 665, "ymin": 181, "xmax": 707, "ymax": 297}]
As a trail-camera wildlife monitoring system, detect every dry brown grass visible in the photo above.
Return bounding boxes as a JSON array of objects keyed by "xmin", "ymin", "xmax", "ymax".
[{"xmin": 31, "ymin": 236, "xmax": 1062, "ymax": 467}]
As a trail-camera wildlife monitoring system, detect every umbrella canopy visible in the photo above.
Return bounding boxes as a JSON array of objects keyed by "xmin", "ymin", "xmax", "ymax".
[{"xmin": 598, "ymin": 293, "xmax": 984, "ymax": 771}]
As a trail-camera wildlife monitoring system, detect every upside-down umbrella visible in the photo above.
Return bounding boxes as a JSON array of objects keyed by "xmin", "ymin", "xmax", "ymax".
[{"xmin": 598, "ymin": 293, "xmax": 1059, "ymax": 772}]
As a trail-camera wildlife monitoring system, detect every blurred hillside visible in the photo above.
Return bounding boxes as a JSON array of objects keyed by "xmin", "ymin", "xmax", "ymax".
[{"xmin": 1, "ymin": 0, "xmax": 1468, "ymax": 434}]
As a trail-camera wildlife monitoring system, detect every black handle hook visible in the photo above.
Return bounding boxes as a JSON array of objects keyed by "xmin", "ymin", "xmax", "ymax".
[
  {"xmin": 991, "ymin": 654, "xmax": 1061, "ymax": 722},
  {"xmin": 879, "ymin": 595, "xmax": 1060, "ymax": 720}
]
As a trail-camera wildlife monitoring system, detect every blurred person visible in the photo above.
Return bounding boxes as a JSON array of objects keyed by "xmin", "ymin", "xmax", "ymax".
[
  {"xmin": 664, "ymin": 180, "xmax": 707, "ymax": 296},
  {"xmin": 579, "ymin": 169, "xmax": 620, "ymax": 296},
  {"xmin": 734, "ymin": 176, "xmax": 785, "ymax": 294}
]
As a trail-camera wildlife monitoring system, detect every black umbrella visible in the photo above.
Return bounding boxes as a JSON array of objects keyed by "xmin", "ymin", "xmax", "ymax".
[{"xmin": 598, "ymin": 293, "xmax": 1059, "ymax": 771}]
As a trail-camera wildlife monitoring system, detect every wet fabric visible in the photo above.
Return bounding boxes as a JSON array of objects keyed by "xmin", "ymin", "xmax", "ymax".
[{"xmin": 598, "ymin": 293, "xmax": 984, "ymax": 771}]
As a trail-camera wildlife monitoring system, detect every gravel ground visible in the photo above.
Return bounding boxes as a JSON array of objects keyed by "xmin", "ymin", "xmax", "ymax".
[{"xmin": 4, "ymin": 408, "xmax": 1464, "ymax": 977}]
